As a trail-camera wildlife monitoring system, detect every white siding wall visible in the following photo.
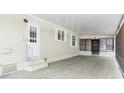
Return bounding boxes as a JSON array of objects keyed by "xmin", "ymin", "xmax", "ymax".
[
  {"xmin": 0, "ymin": 15, "xmax": 80, "ymax": 67},
  {"xmin": 0, "ymin": 15, "xmax": 26, "ymax": 65}
]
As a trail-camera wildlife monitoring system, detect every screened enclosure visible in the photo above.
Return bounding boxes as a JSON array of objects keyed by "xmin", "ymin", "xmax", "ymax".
[{"xmin": 80, "ymin": 38, "xmax": 114, "ymax": 52}]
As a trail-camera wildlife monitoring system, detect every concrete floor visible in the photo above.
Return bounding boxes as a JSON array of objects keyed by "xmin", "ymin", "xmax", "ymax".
[{"xmin": 0, "ymin": 56, "xmax": 123, "ymax": 79}]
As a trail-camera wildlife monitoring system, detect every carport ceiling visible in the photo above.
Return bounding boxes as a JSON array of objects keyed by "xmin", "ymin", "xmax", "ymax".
[{"xmin": 35, "ymin": 14, "xmax": 122, "ymax": 36}]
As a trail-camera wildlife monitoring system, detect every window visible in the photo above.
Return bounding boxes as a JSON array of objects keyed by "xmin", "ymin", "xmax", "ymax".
[
  {"xmin": 80, "ymin": 39, "xmax": 91, "ymax": 51},
  {"xmin": 29, "ymin": 25, "xmax": 37, "ymax": 43},
  {"xmin": 62, "ymin": 31, "xmax": 65, "ymax": 41},
  {"xmin": 100, "ymin": 39, "xmax": 107, "ymax": 51},
  {"xmin": 100, "ymin": 38, "xmax": 114, "ymax": 52},
  {"xmin": 57, "ymin": 30, "xmax": 61, "ymax": 40},
  {"xmin": 71, "ymin": 35, "xmax": 77, "ymax": 47},
  {"xmin": 106, "ymin": 38, "xmax": 114, "ymax": 51},
  {"xmin": 56, "ymin": 28, "xmax": 66, "ymax": 42}
]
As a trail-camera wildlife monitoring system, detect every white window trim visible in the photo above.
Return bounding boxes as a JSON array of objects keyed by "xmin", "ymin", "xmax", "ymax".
[
  {"xmin": 71, "ymin": 34, "xmax": 77, "ymax": 47},
  {"xmin": 55, "ymin": 28, "xmax": 66, "ymax": 42}
]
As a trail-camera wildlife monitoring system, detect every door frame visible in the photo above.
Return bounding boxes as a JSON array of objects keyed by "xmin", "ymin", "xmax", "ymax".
[
  {"xmin": 91, "ymin": 39, "xmax": 100, "ymax": 54},
  {"xmin": 26, "ymin": 23, "xmax": 40, "ymax": 60}
]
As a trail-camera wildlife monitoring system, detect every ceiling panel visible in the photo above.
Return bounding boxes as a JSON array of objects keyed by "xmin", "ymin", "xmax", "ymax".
[{"xmin": 35, "ymin": 14, "xmax": 122, "ymax": 36}]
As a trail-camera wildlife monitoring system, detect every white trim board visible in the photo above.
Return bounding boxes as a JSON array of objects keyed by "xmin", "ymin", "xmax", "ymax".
[
  {"xmin": 24, "ymin": 59, "xmax": 48, "ymax": 71},
  {"xmin": 79, "ymin": 51, "xmax": 92, "ymax": 56},
  {"xmin": 79, "ymin": 35, "xmax": 114, "ymax": 39},
  {"xmin": 24, "ymin": 62, "xmax": 48, "ymax": 71},
  {"xmin": 0, "ymin": 62, "xmax": 25, "ymax": 76},
  {"xmin": 79, "ymin": 51, "xmax": 115, "ymax": 57},
  {"xmin": 47, "ymin": 53, "xmax": 79, "ymax": 63}
]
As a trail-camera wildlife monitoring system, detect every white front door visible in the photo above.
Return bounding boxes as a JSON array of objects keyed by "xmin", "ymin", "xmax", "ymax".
[{"xmin": 27, "ymin": 24, "xmax": 40, "ymax": 60}]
